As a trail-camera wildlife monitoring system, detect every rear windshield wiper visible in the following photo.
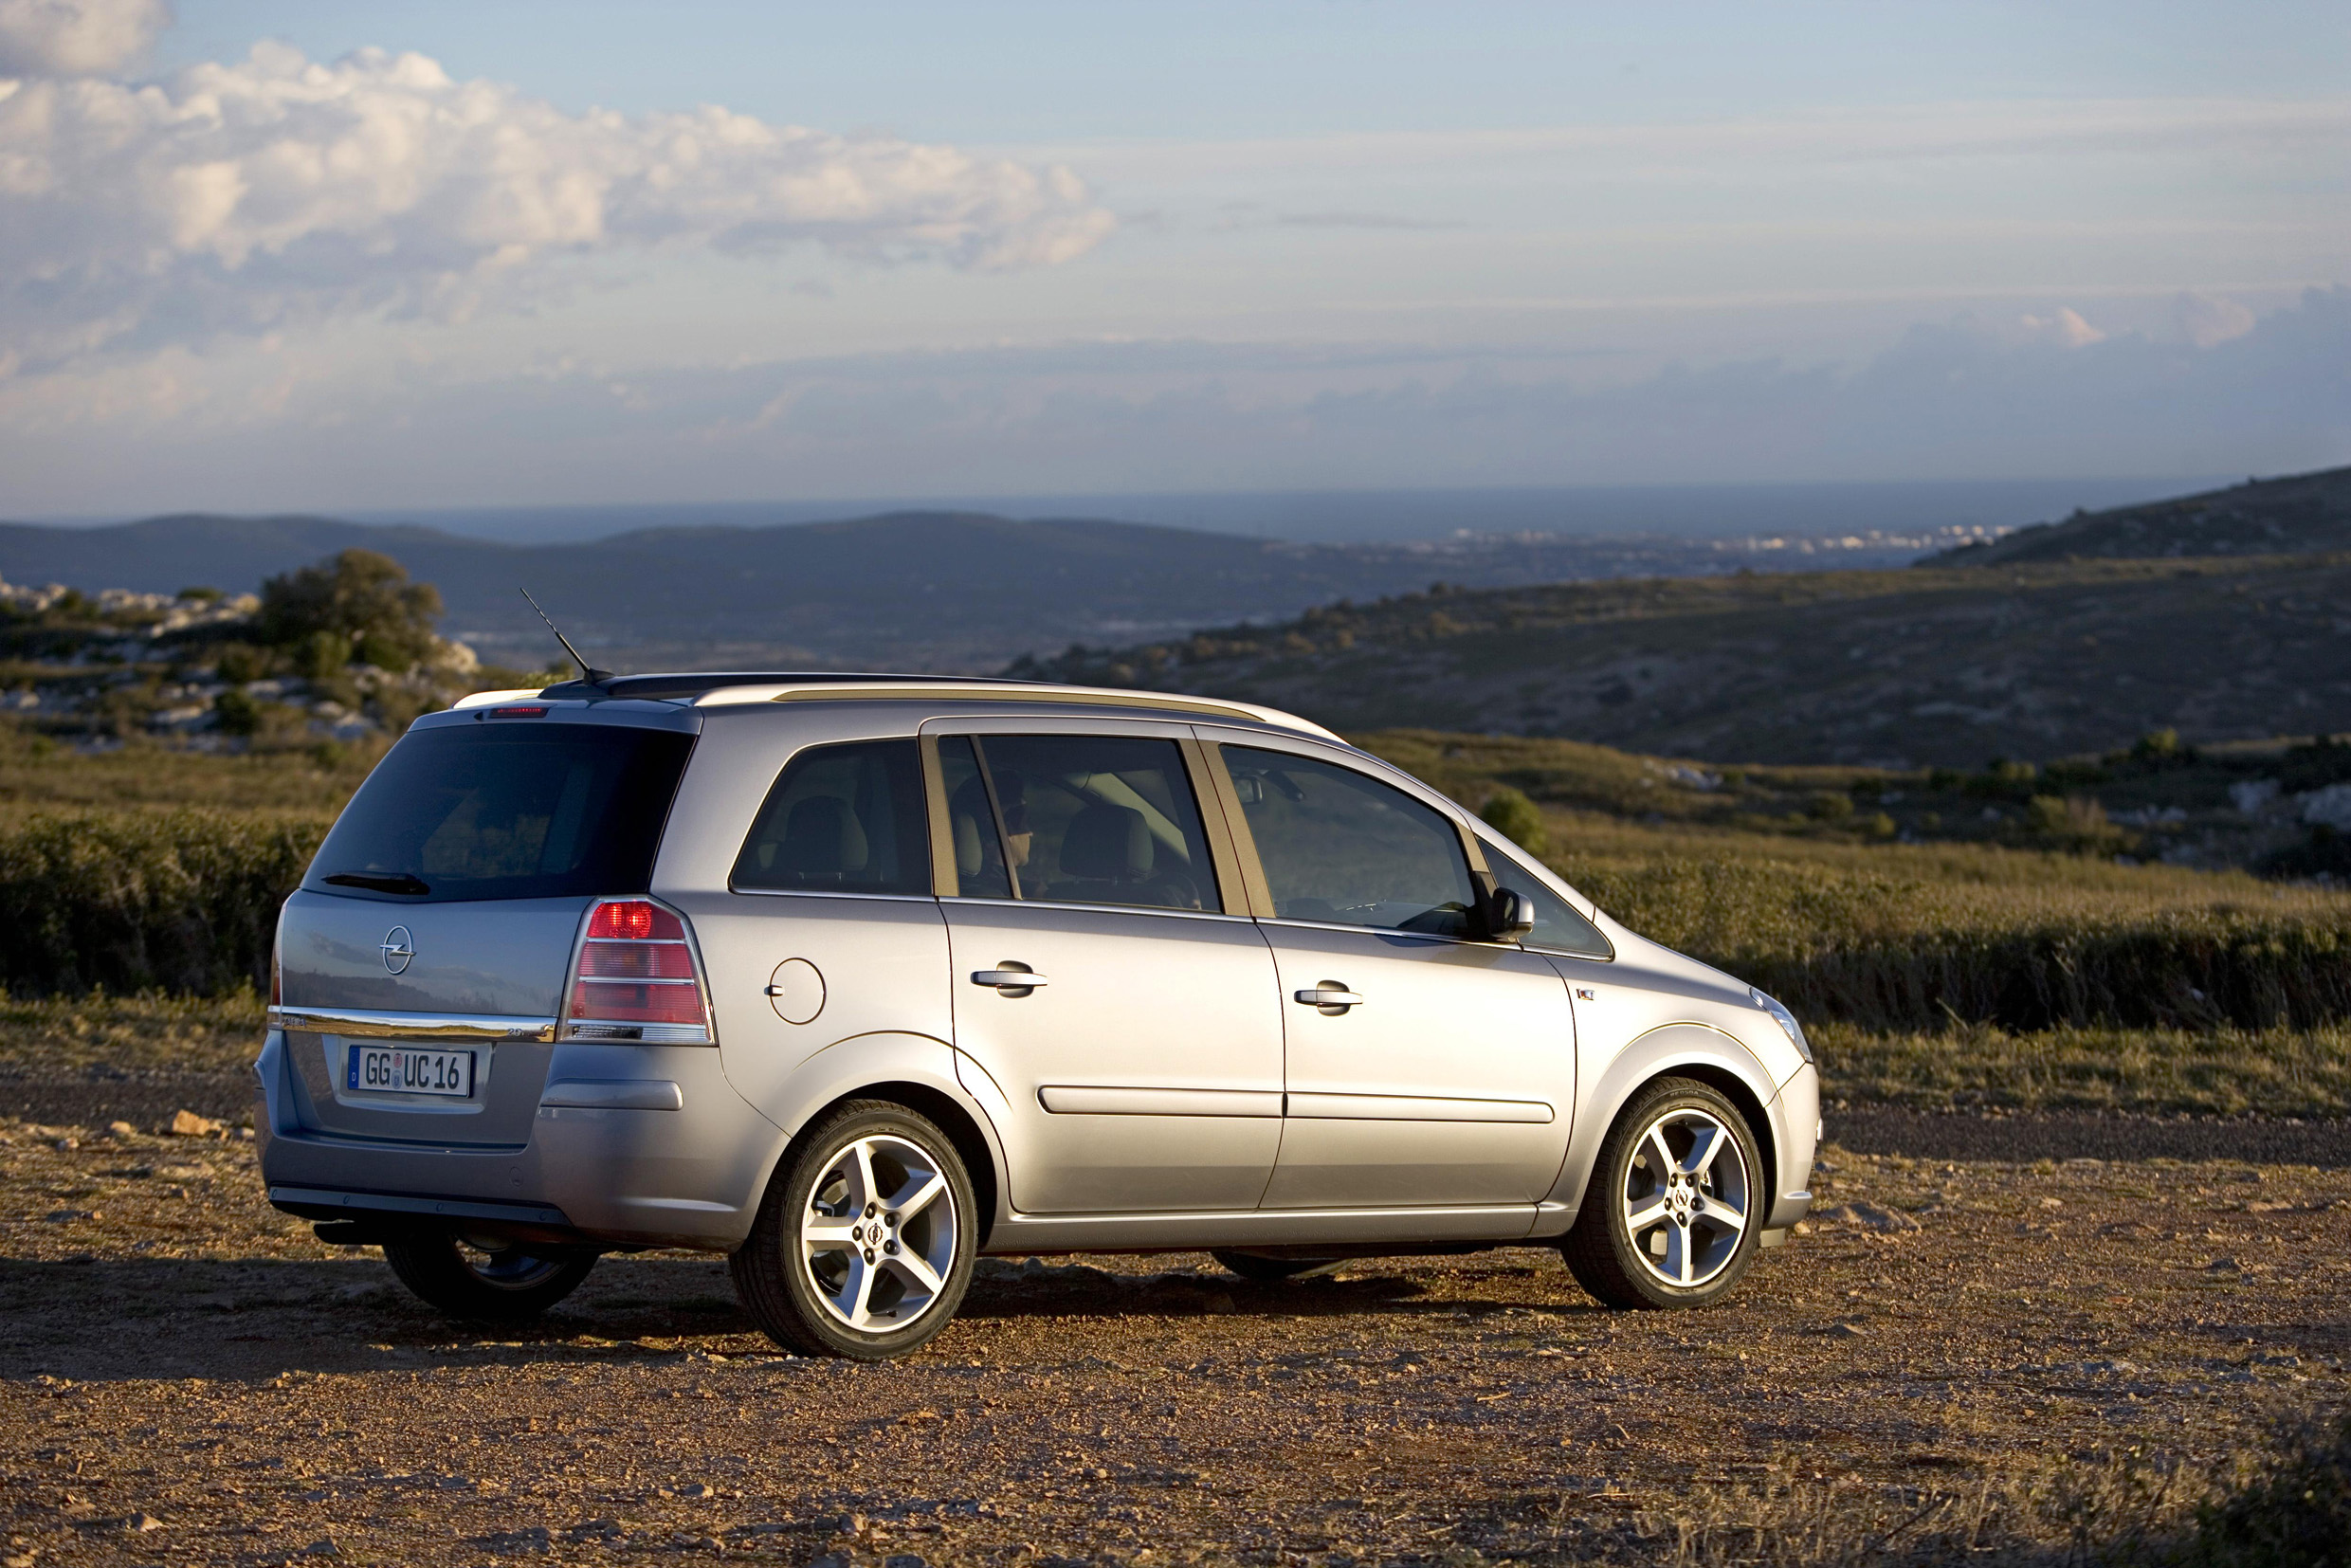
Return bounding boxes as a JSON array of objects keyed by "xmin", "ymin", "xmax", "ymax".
[{"xmin": 323, "ymin": 871, "xmax": 431, "ymax": 896}]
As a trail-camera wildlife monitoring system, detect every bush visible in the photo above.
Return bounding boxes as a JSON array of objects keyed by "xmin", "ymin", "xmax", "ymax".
[
  {"xmin": 1806, "ymin": 790, "xmax": 1855, "ymax": 822},
  {"xmin": 211, "ymin": 688, "xmax": 262, "ymax": 738},
  {"xmin": 213, "ymin": 643, "xmax": 269, "ymax": 684},
  {"xmin": 1558, "ymin": 851, "xmax": 2351, "ymax": 1032},
  {"xmin": 0, "ymin": 811, "xmax": 327, "ymax": 995},
  {"xmin": 256, "ymin": 549, "xmax": 443, "ymax": 671},
  {"xmin": 1480, "ymin": 787, "xmax": 1549, "ymax": 855},
  {"xmin": 2183, "ymin": 1413, "xmax": 2351, "ymax": 1568}
]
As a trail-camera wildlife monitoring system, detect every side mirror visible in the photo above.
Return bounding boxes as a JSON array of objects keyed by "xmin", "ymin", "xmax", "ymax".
[{"xmin": 1485, "ymin": 886, "xmax": 1536, "ymax": 942}]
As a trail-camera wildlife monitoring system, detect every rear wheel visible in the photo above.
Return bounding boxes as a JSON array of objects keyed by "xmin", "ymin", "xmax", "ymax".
[
  {"xmin": 380, "ymin": 1231, "xmax": 597, "ymax": 1323},
  {"xmin": 1563, "ymin": 1077, "xmax": 1764, "ymax": 1310},
  {"xmin": 1212, "ymin": 1250, "xmax": 1339, "ymax": 1283},
  {"xmin": 730, "ymin": 1100, "xmax": 977, "ymax": 1359}
]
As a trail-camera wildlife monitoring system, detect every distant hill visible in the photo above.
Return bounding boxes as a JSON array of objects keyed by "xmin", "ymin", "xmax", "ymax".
[
  {"xmin": 0, "ymin": 510, "xmax": 1436, "ymax": 670},
  {"xmin": 0, "ymin": 508, "xmax": 1933, "ymax": 673},
  {"xmin": 1932, "ymin": 466, "xmax": 2351, "ymax": 567},
  {"xmin": 1017, "ymin": 552, "xmax": 2351, "ymax": 768}
]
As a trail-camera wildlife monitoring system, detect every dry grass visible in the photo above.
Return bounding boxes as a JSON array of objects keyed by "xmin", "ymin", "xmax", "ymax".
[
  {"xmin": 0, "ymin": 985, "xmax": 264, "ymax": 1077},
  {"xmin": 1813, "ymin": 1022, "xmax": 2351, "ymax": 1119}
]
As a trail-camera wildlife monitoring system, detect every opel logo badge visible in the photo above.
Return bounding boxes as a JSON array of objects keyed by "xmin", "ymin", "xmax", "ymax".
[{"xmin": 381, "ymin": 925, "xmax": 415, "ymax": 975}]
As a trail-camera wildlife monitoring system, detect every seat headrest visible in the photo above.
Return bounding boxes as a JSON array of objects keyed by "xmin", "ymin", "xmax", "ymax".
[
  {"xmin": 953, "ymin": 809, "xmax": 984, "ymax": 880},
  {"xmin": 779, "ymin": 796, "xmax": 868, "ymax": 877},
  {"xmin": 1060, "ymin": 802, "xmax": 1153, "ymax": 881}
]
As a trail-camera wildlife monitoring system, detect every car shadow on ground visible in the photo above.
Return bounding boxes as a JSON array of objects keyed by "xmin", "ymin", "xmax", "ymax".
[{"xmin": 0, "ymin": 1251, "xmax": 1593, "ymax": 1384}]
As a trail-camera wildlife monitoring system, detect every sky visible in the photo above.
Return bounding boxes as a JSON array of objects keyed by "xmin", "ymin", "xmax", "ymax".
[{"xmin": 0, "ymin": 0, "xmax": 2344, "ymax": 518}]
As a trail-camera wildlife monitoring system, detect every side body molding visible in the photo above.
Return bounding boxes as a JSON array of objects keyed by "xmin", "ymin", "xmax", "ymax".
[{"xmin": 1542, "ymin": 1021, "xmax": 1786, "ymax": 1232}]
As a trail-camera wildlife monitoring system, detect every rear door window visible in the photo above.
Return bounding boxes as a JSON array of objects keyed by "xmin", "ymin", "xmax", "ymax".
[
  {"xmin": 733, "ymin": 739, "xmax": 930, "ymax": 895},
  {"xmin": 952, "ymin": 733, "xmax": 1222, "ymax": 912},
  {"xmin": 306, "ymin": 721, "xmax": 694, "ymax": 903}
]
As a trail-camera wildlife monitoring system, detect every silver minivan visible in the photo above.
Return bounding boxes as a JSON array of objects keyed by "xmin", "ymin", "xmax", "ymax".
[{"xmin": 260, "ymin": 674, "xmax": 1817, "ymax": 1359}]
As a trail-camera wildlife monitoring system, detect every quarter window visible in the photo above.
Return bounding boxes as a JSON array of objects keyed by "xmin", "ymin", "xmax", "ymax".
[
  {"xmin": 1480, "ymin": 841, "xmax": 1613, "ymax": 957},
  {"xmin": 732, "ymin": 739, "xmax": 930, "ymax": 895},
  {"xmin": 948, "ymin": 734, "xmax": 1221, "ymax": 912},
  {"xmin": 1222, "ymin": 746, "xmax": 1476, "ymax": 938}
]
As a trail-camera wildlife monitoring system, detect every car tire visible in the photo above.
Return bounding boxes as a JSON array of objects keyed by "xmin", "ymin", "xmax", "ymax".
[
  {"xmin": 730, "ymin": 1100, "xmax": 977, "ymax": 1360},
  {"xmin": 1562, "ymin": 1076, "xmax": 1765, "ymax": 1310},
  {"xmin": 380, "ymin": 1231, "xmax": 597, "ymax": 1323},
  {"xmin": 1212, "ymin": 1250, "xmax": 1339, "ymax": 1284}
]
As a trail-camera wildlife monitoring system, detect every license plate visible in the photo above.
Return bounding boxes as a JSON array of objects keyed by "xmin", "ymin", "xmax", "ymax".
[{"xmin": 346, "ymin": 1044, "xmax": 476, "ymax": 1098}]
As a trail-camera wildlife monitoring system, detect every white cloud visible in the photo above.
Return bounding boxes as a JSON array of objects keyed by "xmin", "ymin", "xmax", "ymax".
[
  {"xmin": 0, "ymin": 35, "xmax": 1115, "ymax": 370},
  {"xmin": 2015, "ymin": 307, "xmax": 2105, "ymax": 348},
  {"xmin": 2174, "ymin": 291, "xmax": 2257, "ymax": 348},
  {"xmin": 0, "ymin": 0, "xmax": 166, "ymax": 77}
]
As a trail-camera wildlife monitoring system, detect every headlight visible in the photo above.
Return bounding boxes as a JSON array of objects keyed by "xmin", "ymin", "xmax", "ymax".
[{"xmin": 1750, "ymin": 987, "xmax": 1813, "ymax": 1064}]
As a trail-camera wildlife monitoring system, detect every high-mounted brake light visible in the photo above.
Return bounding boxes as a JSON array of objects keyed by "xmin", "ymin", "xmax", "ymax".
[
  {"xmin": 562, "ymin": 899, "xmax": 712, "ymax": 1043},
  {"xmin": 486, "ymin": 705, "xmax": 550, "ymax": 720}
]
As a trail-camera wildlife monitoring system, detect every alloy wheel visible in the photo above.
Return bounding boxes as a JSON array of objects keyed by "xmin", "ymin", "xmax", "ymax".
[
  {"xmin": 1620, "ymin": 1106, "xmax": 1751, "ymax": 1289},
  {"xmin": 799, "ymin": 1132, "xmax": 959, "ymax": 1332}
]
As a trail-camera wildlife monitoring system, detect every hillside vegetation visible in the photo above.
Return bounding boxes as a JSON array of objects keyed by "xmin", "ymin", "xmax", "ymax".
[
  {"xmin": 1017, "ymin": 551, "xmax": 2351, "ymax": 766},
  {"xmin": 0, "ymin": 508, "xmax": 1935, "ymax": 674},
  {"xmin": 1936, "ymin": 464, "xmax": 2351, "ymax": 566}
]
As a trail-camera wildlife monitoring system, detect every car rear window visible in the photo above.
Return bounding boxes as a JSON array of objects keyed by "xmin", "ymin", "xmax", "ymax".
[{"xmin": 305, "ymin": 721, "xmax": 695, "ymax": 903}]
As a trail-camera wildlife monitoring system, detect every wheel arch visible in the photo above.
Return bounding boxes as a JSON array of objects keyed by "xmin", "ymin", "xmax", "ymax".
[
  {"xmin": 1545, "ymin": 1023, "xmax": 1783, "ymax": 1226},
  {"xmin": 806, "ymin": 1079, "xmax": 1001, "ymax": 1254},
  {"xmin": 752, "ymin": 1031, "xmax": 1007, "ymax": 1253}
]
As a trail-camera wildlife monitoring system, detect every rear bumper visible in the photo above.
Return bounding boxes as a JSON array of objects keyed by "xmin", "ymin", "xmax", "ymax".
[{"xmin": 255, "ymin": 1030, "xmax": 787, "ymax": 1250}]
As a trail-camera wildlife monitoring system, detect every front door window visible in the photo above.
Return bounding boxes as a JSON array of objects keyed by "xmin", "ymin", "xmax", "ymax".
[{"xmin": 1221, "ymin": 746, "xmax": 1474, "ymax": 936}]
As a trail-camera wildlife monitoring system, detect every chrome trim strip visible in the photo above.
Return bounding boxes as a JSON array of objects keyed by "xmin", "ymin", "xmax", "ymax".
[
  {"xmin": 270, "ymin": 1007, "xmax": 556, "ymax": 1044},
  {"xmin": 1285, "ymin": 1091, "xmax": 1555, "ymax": 1124},
  {"xmin": 1038, "ymin": 1085, "xmax": 1283, "ymax": 1118}
]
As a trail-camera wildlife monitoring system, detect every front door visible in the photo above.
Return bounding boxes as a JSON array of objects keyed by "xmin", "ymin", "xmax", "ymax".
[
  {"xmin": 1212, "ymin": 741, "xmax": 1578, "ymax": 1210},
  {"xmin": 933, "ymin": 726, "xmax": 1285, "ymax": 1215}
]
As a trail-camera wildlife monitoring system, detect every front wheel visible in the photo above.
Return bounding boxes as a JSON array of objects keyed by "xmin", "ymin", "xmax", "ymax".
[
  {"xmin": 1562, "ymin": 1077, "xmax": 1764, "ymax": 1310},
  {"xmin": 380, "ymin": 1231, "xmax": 597, "ymax": 1323},
  {"xmin": 730, "ymin": 1101, "xmax": 977, "ymax": 1359}
]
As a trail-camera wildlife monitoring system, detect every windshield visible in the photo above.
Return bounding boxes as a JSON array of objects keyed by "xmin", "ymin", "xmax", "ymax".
[{"xmin": 305, "ymin": 721, "xmax": 695, "ymax": 903}]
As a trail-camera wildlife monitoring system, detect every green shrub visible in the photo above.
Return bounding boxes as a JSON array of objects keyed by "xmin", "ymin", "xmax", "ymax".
[
  {"xmin": 211, "ymin": 688, "xmax": 261, "ymax": 738},
  {"xmin": 1806, "ymin": 790, "xmax": 1855, "ymax": 822},
  {"xmin": 1480, "ymin": 787, "xmax": 1549, "ymax": 855},
  {"xmin": 0, "ymin": 811, "xmax": 327, "ymax": 995}
]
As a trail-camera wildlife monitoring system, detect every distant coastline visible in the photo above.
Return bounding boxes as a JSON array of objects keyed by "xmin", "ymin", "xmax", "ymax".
[{"xmin": 21, "ymin": 475, "xmax": 2236, "ymax": 548}]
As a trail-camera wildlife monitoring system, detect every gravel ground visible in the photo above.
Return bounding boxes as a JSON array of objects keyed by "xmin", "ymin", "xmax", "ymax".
[{"xmin": 3, "ymin": 1119, "xmax": 2347, "ymax": 1566}]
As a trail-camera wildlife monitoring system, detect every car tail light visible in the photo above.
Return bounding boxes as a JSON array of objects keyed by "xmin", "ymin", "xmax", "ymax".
[{"xmin": 563, "ymin": 899, "xmax": 712, "ymax": 1043}]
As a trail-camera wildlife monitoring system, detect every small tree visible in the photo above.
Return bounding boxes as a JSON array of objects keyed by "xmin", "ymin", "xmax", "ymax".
[
  {"xmin": 255, "ymin": 550, "xmax": 444, "ymax": 671},
  {"xmin": 1480, "ymin": 788, "xmax": 1549, "ymax": 856}
]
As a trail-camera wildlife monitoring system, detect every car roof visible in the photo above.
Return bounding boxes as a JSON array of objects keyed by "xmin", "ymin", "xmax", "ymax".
[{"xmin": 452, "ymin": 671, "xmax": 1344, "ymax": 741}]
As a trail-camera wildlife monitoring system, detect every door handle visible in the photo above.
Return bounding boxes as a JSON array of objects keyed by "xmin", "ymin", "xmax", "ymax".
[
  {"xmin": 1294, "ymin": 985, "xmax": 1363, "ymax": 1010},
  {"xmin": 972, "ymin": 968, "xmax": 1048, "ymax": 992}
]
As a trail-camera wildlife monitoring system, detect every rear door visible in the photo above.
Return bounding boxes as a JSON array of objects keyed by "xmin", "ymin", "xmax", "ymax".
[
  {"xmin": 274, "ymin": 706, "xmax": 697, "ymax": 1145},
  {"xmin": 1205, "ymin": 737, "xmax": 1577, "ymax": 1211},
  {"xmin": 928, "ymin": 720, "xmax": 1285, "ymax": 1215}
]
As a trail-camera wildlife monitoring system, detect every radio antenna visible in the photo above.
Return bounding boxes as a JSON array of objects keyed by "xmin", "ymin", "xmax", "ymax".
[{"xmin": 519, "ymin": 588, "xmax": 611, "ymax": 685}]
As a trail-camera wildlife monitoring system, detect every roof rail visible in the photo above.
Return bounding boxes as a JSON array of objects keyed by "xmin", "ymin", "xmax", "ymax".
[{"xmin": 692, "ymin": 679, "xmax": 1342, "ymax": 740}]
